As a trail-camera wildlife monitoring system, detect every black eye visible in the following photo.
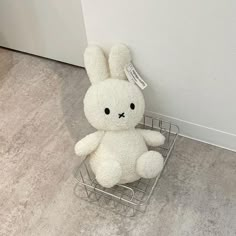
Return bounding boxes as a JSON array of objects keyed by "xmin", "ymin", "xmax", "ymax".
[
  {"xmin": 104, "ymin": 108, "xmax": 110, "ymax": 115},
  {"xmin": 130, "ymin": 103, "xmax": 135, "ymax": 110}
]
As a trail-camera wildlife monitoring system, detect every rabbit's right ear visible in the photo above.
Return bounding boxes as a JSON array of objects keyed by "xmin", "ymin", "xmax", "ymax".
[{"xmin": 84, "ymin": 45, "xmax": 109, "ymax": 84}]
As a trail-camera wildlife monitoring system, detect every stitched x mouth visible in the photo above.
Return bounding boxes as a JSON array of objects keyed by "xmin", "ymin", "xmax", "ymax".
[{"xmin": 119, "ymin": 113, "xmax": 125, "ymax": 118}]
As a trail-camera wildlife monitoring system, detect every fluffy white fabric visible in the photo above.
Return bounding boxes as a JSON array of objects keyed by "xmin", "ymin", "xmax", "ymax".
[
  {"xmin": 84, "ymin": 45, "xmax": 109, "ymax": 84},
  {"xmin": 108, "ymin": 44, "xmax": 131, "ymax": 80},
  {"xmin": 96, "ymin": 160, "xmax": 122, "ymax": 188},
  {"xmin": 75, "ymin": 44, "xmax": 165, "ymax": 188},
  {"xmin": 137, "ymin": 129, "xmax": 165, "ymax": 146},
  {"xmin": 84, "ymin": 79, "xmax": 145, "ymax": 131},
  {"xmin": 89, "ymin": 129, "xmax": 148, "ymax": 184},
  {"xmin": 74, "ymin": 131, "xmax": 104, "ymax": 157},
  {"xmin": 136, "ymin": 151, "xmax": 164, "ymax": 178}
]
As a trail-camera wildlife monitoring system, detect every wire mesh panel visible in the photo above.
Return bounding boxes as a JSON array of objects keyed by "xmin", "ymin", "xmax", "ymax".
[{"xmin": 74, "ymin": 115, "xmax": 179, "ymax": 216}]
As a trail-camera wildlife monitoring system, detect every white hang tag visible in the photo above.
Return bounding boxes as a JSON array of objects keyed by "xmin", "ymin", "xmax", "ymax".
[{"xmin": 124, "ymin": 63, "xmax": 147, "ymax": 90}]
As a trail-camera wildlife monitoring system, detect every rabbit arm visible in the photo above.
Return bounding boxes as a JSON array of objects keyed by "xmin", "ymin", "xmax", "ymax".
[
  {"xmin": 137, "ymin": 129, "xmax": 165, "ymax": 147},
  {"xmin": 74, "ymin": 131, "xmax": 104, "ymax": 157}
]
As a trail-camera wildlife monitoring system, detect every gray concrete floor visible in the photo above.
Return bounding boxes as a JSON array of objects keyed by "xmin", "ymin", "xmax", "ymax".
[{"xmin": 0, "ymin": 47, "xmax": 235, "ymax": 236}]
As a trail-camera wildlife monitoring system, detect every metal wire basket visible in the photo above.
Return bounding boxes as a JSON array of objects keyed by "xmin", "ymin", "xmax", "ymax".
[{"xmin": 74, "ymin": 115, "xmax": 179, "ymax": 216}]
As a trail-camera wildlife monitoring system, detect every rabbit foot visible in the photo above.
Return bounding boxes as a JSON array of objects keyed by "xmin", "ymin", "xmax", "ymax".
[
  {"xmin": 136, "ymin": 151, "xmax": 164, "ymax": 178},
  {"xmin": 96, "ymin": 160, "xmax": 122, "ymax": 188}
]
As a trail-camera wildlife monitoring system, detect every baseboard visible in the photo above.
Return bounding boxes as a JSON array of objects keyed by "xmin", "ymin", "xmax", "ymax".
[{"xmin": 146, "ymin": 110, "xmax": 236, "ymax": 152}]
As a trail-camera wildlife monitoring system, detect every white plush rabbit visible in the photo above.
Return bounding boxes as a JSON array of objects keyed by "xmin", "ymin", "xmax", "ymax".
[{"xmin": 75, "ymin": 44, "xmax": 165, "ymax": 188}]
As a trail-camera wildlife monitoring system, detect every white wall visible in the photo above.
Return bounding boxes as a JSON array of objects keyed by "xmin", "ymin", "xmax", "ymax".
[
  {"xmin": 0, "ymin": 0, "xmax": 87, "ymax": 66},
  {"xmin": 81, "ymin": 0, "xmax": 236, "ymax": 151}
]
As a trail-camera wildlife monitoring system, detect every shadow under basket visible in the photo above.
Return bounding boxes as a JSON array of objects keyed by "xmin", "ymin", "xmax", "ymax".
[{"xmin": 74, "ymin": 115, "xmax": 179, "ymax": 216}]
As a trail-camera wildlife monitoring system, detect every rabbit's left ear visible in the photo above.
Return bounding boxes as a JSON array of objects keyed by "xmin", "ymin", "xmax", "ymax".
[
  {"xmin": 84, "ymin": 45, "xmax": 109, "ymax": 84},
  {"xmin": 108, "ymin": 44, "xmax": 131, "ymax": 80}
]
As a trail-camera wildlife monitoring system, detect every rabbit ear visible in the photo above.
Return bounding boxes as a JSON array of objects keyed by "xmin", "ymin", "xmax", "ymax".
[
  {"xmin": 109, "ymin": 44, "xmax": 131, "ymax": 80},
  {"xmin": 84, "ymin": 45, "xmax": 109, "ymax": 84}
]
